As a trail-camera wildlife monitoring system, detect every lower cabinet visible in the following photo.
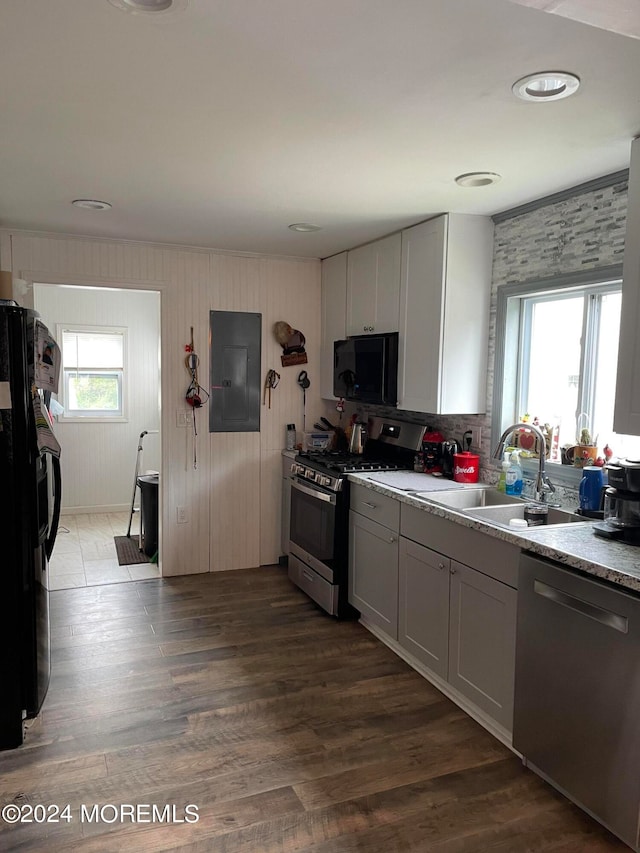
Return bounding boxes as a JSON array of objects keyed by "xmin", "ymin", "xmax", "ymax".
[
  {"xmin": 448, "ymin": 560, "xmax": 517, "ymax": 730},
  {"xmin": 398, "ymin": 537, "xmax": 450, "ymax": 679},
  {"xmin": 398, "ymin": 533, "xmax": 517, "ymax": 732},
  {"xmin": 349, "ymin": 491, "xmax": 519, "ymax": 736},
  {"xmin": 348, "ymin": 510, "xmax": 399, "ymax": 639}
]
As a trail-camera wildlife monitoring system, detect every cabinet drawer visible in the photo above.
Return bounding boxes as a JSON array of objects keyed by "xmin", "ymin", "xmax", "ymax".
[
  {"xmin": 288, "ymin": 554, "xmax": 338, "ymax": 615},
  {"xmin": 351, "ymin": 483, "xmax": 400, "ymax": 531},
  {"xmin": 401, "ymin": 504, "xmax": 519, "ymax": 588}
]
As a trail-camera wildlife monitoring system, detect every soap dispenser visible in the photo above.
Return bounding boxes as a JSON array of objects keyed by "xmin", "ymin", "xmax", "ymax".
[
  {"xmin": 497, "ymin": 452, "xmax": 510, "ymax": 493},
  {"xmin": 505, "ymin": 450, "xmax": 523, "ymax": 496}
]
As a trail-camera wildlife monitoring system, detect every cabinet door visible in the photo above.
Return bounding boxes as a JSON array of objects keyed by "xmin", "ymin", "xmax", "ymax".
[
  {"xmin": 346, "ymin": 234, "xmax": 401, "ymax": 336},
  {"xmin": 398, "ymin": 214, "xmax": 493, "ymax": 414},
  {"xmin": 398, "ymin": 537, "xmax": 450, "ymax": 679},
  {"xmin": 348, "ymin": 510, "xmax": 399, "ymax": 638},
  {"xmin": 614, "ymin": 137, "xmax": 640, "ymax": 435},
  {"xmin": 320, "ymin": 253, "xmax": 347, "ymax": 400},
  {"xmin": 398, "ymin": 217, "xmax": 446, "ymax": 413},
  {"xmin": 448, "ymin": 560, "xmax": 517, "ymax": 731}
]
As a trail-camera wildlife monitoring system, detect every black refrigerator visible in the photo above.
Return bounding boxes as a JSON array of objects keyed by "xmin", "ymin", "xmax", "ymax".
[{"xmin": 0, "ymin": 301, "xmax": 62, "ymax": 749}]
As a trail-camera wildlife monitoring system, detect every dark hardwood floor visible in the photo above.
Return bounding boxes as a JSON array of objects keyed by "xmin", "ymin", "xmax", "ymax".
[{"xmin": 0, "ymin": 566, "xmax": 628, "ymax": 852}]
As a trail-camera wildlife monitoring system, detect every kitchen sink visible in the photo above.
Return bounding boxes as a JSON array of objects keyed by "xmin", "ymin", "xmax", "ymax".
[
  {"xmin": 463, "ymin": 503, "xmax": 585, "ymax": 529},
  {"xmin": 411, "ymin": 486, "xmax": 522, "ymax": 510}
]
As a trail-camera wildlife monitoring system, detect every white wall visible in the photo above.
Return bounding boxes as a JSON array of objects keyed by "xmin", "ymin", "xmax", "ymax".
[
  {"xmin": 3, "ymin": 230, "xmax": 328, "ymax": 576},
  {"xmin": 33, "ymin": 284, "xmax": 161, "ymax": 513}
]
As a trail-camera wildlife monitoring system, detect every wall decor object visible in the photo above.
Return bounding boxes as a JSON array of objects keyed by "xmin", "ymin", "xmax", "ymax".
[{"xmin": 273, "ymin": 320, "xmax": 307, "ymax": 367}]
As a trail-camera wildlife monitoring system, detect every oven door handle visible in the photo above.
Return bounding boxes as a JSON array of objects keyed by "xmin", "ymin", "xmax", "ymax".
[{"xmin": 291, "ymin": 480, "xmax": 337, "ymax": 505}]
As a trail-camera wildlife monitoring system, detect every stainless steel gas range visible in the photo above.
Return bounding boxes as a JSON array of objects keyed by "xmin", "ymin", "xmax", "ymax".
[{"xmin": 288, "ymin": 417, "xmax": 425, "ymax": 617}]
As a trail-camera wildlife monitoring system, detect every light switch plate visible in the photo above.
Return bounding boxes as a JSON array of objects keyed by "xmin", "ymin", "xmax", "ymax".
[
  {"xmin": 176, "ymin": 410, "xmax": 189, "ymax": 428},
  {"xmin": 469, "ymin": 426, "xmax": 482, "ymax": 450}
]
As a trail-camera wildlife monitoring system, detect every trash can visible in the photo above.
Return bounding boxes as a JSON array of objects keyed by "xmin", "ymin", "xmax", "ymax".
[{"xmin": 137, "ymin": 474, "xmax": 158, "ymax": 558}]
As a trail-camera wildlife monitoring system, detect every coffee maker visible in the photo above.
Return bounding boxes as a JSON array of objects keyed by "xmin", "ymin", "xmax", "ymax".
[
  {"xmin": 422, "ymin": 428, "xmax": 445, "ymax": 473},
  {"xmin": 593, "ymin": 459, "xmax": 640, "ymax": 544}
]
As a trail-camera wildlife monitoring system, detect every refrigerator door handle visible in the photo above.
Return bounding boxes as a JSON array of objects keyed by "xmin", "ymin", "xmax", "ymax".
[{"xmin": 45, "ymin": 454, "xmax": 62, "ymax": 561}]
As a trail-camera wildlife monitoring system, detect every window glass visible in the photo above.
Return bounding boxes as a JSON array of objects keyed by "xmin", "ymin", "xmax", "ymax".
[
  {"xmin": 497, "ymin": 276, "xmax": 640, "ymax": 473},
  {"xmin": 522, "ymin": 295, "xmax": 583, "ymax": 448},
  {"xmin": 67, "ymin": 373, "xmax": 121, "ymax": 412},
  {"xmin": 59, "ymin": 327, "xmax": 125, "ymax": 419},
  {"xmin": 62, "ymin": 331, "xmax": 123, "ymax": 369}
]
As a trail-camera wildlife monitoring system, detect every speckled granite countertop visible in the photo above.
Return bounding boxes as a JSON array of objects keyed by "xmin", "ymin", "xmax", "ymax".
[{"xmin": 349, "ymin": 473, "xmax": 640, "ymax": 594}]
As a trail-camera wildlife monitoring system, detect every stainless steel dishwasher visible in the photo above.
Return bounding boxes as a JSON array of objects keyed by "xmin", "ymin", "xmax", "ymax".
[{"xmin": 514, "ymin": 553, "xmax": 640, "ymax": 851}]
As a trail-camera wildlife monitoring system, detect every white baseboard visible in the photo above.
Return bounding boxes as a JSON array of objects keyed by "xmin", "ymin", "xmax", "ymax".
[
  {"xmin": 360, "ymin": 617, "xmax": 518, "ymax": 754},
  {"xmin": 61, "ymin": 504, "xmax": 131, "ymax": 515}
]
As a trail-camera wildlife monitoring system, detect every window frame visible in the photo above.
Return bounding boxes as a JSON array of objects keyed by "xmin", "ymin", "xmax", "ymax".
[
  {"xmin": 492, "ymin": 264, "xmax": 623, "ymax": 486},
  {"xmin": 56, "ymin": 324, "xmax": 128, "ymax": 423}
]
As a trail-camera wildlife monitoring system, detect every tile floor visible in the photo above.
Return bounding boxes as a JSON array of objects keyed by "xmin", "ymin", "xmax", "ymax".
[{"xmin": 49, "ymin": 511, "xmax": 160, "ymax": 590}]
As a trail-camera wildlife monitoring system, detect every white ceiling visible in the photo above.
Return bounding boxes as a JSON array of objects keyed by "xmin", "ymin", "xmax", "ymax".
[
  {"xmin": 1, "ymin": 0, "xmax": 639, "ymax": 259},
  {"xmin": 506, "ymin": 0, "xmax": 640, "ymax": 40}
]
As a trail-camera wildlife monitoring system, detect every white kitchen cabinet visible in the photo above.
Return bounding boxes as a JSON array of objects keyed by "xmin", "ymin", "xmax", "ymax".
[
  {"xmin": 614, "ymin": 136, "xmax": 640, "ymax": 435},
  {"xmin": 398, "ymin": 537, "xmax": 450, "ymax": 679},
  {"xmin": 397, "ymin": 533, "xmax": 516, "ymax": 732},
  {"xmin": 346, "ymin": 233, "xmax": 401, "ymax": 336},
  {"xmin": 348, "ymin": 509, "xmax": 399, "ymax": 639},
  {"xmin": 448, "ymin": 559, "xmax": 517, "ymax": 731},
  {"xmin": 399, "ymin": 503, "xmax": 518, "ymax": 733},
  {"xmin": 320, "ymin": 252, "xmax": 347, "ymax": 400},
  {"xmin": 398, "ymin": 214, "xmax": 493, "ymax": 414}
]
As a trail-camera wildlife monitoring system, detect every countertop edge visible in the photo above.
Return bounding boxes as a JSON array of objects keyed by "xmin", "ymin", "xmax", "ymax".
[{"xmin": 348, "ymin": 473, "xmax": 640, "ymax": 593}]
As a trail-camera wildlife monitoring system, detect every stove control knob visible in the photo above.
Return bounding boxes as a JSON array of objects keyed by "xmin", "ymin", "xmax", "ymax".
[
  {"xmin": 320, "ymin": 475, "xmax": 331, "ymax": 487},
  {"xmin": 305, "ymin": 467, "xmax": 315, "ymax": 479}
]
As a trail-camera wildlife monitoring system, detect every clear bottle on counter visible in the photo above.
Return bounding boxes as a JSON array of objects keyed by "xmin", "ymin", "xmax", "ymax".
[
  {"xmin": 414, "ymin": 452, "xmax": 424, "ymax": 473},
  {"xmin": 497, "ymin": 452, "xmax": 510, "ymax": 493},
  {"xmin": 505, "ymin": 450, "xmax": 523, "ymax": 496},
  {"xmin": 286, "ymin": 423, "xmax": 296, "ymax": 451}
]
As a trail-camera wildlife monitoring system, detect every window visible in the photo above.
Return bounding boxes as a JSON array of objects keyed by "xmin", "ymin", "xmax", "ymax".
[
  {"xmin": 494, "ymin": 265, "xmax": 640, "ymax": 481},
  {"xmin": 58, "ymin": 326, "xmax": 126, "ymax": 420}
]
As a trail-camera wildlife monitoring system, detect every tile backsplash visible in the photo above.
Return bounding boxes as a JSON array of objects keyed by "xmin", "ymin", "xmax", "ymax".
[{"xmin": 360, "ymin": 175, "xmax": 628, "ymax": 507}]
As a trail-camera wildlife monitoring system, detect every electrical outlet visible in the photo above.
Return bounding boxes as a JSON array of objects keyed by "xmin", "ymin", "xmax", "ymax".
[
  {"xmin": 176, "ymin": 505, "xmax": 188, "ymax": 524},
  {"xmin": 469, "ymin": 426, "xmax": 482, "ymax": 450},
  {"xmin": 176, "ymin": 410, "xmax": 189, "ymax": 428}
]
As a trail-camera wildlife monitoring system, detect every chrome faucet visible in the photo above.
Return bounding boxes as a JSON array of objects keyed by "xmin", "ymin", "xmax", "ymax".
[{"xmin": 493, "ymin": 422, "xmax": 556, "ymax": 503}]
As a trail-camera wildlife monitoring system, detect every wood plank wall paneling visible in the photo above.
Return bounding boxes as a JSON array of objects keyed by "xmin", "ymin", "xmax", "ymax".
[
  {"xmin": 7, "ymin": 231, "xmax": 322, "ymax": 578},
  {"xmin": 33, "ymin": 284, "xmax": 161, "ymax": 512}
]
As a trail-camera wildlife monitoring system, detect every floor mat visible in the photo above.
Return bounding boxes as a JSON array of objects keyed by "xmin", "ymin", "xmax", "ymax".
[{"xmin": 114, "ymin": 535, "xmax": 149, "ymax": 566}]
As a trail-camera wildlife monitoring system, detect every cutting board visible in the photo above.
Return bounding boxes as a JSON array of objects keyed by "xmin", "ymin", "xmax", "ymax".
[{"xmin": 367, "ymin": 471, "xmax": 464, "ymax": 491}]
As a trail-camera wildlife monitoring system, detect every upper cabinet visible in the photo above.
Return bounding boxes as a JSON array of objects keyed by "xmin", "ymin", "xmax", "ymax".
[
  {"xmin": 346, "ymin": 233, "xmax": 401, "ymax": 336},
  {"xmin": 614, "ymin": 137, "xmax": 640, "ymax": 435},
  {"xmin": 398, "ymin": 214, "xmax": 493, "ymax": 415},
  {"xmin": 320, "ymin": 252, "xmax": 347, "ymax": 400}
]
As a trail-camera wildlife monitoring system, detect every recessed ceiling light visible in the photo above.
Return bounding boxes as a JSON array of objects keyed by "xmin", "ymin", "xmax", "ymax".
[
  {"xmin": 107, "ymin": 0, "xmax": 188, "ymax": 14},
  {"xmin": 512, "ymin": 71, "xmax": 580, "ymax": 102},
  {"xmin": 72, "ymin": 199, "xmax": 112, "ymax": 211},
  {"xmin": 288, "ymin": 223, "xmax": 322, "ymax": 232},
  {"xmin": 454, "ymin": 172, "xmax": 502, "ymax": 188}
]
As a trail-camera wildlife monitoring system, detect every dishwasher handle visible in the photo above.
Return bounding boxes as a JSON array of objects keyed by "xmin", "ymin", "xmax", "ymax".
[{"xmin": 534, "ymin": 579, "xmax": 628, "ymax": 633}]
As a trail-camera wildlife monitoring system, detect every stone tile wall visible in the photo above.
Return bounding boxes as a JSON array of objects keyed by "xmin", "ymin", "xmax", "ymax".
[{"xmin": 362, "ymin": 177, "xmax": 629, "ymax": 502}]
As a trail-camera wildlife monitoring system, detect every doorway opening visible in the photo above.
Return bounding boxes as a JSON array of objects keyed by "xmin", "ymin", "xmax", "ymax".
[{"xmin": 33, "ymin": 283, "xmax": 162, "ymax": 589}]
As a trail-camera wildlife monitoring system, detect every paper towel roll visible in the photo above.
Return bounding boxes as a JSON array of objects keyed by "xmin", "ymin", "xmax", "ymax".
[{"xmin": 0, "ymin": 271, "xmax": 13, "ymax": 300}]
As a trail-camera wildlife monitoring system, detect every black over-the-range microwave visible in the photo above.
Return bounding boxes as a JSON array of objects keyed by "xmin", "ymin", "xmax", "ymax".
[{"xmin": 333, "ymin": 332, "xmax": 399, "ymax": 406}]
